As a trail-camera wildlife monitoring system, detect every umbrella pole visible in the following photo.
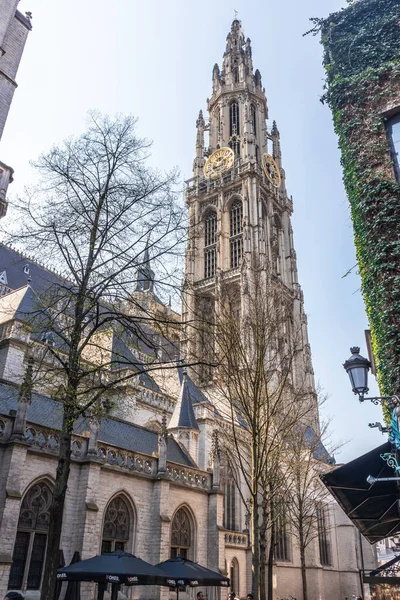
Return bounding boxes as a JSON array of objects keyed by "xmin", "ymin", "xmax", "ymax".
[
  {"xmin": 110, "ymin": 583, "xmax": 119, "ymax": 600},
  {"xmin": 97, "ymin": 583, "xmax": 106, "ymax": 600},
  {"xmin": 177, "ymin": 587, "xmax": 179, "ymax": 600}
]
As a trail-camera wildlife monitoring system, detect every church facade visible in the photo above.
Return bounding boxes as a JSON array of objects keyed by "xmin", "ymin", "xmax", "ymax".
[{"xmin": 0, "ymin": 14, "xmax": 376, "ymax": 600}]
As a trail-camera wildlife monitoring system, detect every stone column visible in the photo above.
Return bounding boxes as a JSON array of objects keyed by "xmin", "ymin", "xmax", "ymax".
[
  {"xmin": 0, "ymin": 440, "xmax": 28, "ymax": 597},
  {"xmin": 11, "ymin": 356, "xmax": 33, "ymax": 440}
]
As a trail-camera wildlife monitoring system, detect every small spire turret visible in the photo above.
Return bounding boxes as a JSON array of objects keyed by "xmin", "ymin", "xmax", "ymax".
[
  {"xmin": 135, "ymin": 239, "xmax": 155, "ymax": 292},
  {"xmin": 193, "ymin": 110, "xmax": 205, "ymax": 178}
]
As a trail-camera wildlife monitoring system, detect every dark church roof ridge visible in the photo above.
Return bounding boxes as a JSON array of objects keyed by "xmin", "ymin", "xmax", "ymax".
[{"xmin": 168, "ymin": 373, "xmax": 199, "ymax": 431}]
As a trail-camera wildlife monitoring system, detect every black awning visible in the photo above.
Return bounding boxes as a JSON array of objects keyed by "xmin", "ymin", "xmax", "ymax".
[{"xmin": 321, "ymin": 441, "xmax": 400, "ymax": 543}]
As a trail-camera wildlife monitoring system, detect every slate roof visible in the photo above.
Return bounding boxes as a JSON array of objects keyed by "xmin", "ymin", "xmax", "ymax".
[
  {"xmin": 110, "ymin": 336, "xmax": 160, "ymax": 392},
  {"xmin": 304, "ymin": 425, "xmax": 335, "ymax": 465},
  {"xmin": 0, "ymin": 381, "xmax": 194, "ymax": 467},
  {"xmin": 168, "ymin": 375, "xmax": 199, "ymax": 431},
  {"xmin": 0, "ymin": 245, "xmax": 64, "ymax": 294},
  {"xmin": 177, "ymin": 366, "xmax": 210, "ymax": 405}
]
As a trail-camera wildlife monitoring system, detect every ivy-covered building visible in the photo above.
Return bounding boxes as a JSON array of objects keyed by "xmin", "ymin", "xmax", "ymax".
[{"xmin": 316, "ymin": 0, "xmax": 400, "ymax": 398}]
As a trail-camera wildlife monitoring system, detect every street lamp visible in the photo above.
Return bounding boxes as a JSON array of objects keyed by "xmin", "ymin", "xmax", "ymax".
[
  {"xmin": 343, "ymin": 347, "xmax": 394, "ymax": 406},
  {"xmin": 343, "ymin": 347, "xmax": 400, "ymax": 486},
  {"xmin": 343, "ymin": 347, "xmax": 370, "ymax": 398}
]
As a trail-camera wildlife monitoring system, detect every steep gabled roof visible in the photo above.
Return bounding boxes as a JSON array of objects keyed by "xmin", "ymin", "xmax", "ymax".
[
  {"xmin": 168, "ymin": 374, "xmax": 199, "ymax": 431},
  {"xmin": 177, "ymin": 366, "xmax": 211, "ymax": 405}
]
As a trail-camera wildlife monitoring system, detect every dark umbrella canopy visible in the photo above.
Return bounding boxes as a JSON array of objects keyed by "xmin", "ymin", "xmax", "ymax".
[
  {"xmin": 155, "ymin": 557, "xmax": 230, "ymax": 588},
  {"xmin": 57, "ymin": 550, "xmax": 167, "ymax": 586}
]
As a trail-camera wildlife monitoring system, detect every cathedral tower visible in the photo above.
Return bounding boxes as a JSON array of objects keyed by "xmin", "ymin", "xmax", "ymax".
[
  {"xmin": 182, "ymin": 18, "xmax": 315, "ymax": 403},
  {"xmin": 0, "ymin": 0, "xmax": 32, "ymax": 218}
]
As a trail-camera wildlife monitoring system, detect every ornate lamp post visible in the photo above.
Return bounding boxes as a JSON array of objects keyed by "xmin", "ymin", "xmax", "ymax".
[
  {"xmin": 343, "ymin": 347, "xmax": 400, "ymax": 481},
  {"xmin": 343, "ymin": 347, "xmax": 395, "ymax": 407}
]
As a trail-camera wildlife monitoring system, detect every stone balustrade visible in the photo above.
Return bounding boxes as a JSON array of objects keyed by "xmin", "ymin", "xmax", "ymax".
[
  {"xmin": 0, "ymin": 416, "xmax": 213, "ymax": 490},
  {"xmin": 166, "ymin": 462, "xmax": 211, "ymax": 490},
  {"xmin": 223, "ymin": 530, "xmax": 249, "ymax": 547},
  {"xmin": 96, "ymin": 442, "xmax": 156, "ymax": 476},
  {"xmin": 186, "ymin": 160, "xmax": 278, "ymax": 200}
]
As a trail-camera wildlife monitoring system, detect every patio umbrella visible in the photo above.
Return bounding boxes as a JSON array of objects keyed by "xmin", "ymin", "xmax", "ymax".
[
  {"xmin": 64, "ymin": 551, "xmax": 81, "ymax": 600},
  {"xmin": 155, "ymin": 557, "xmax": 230, "ymax": 600},
  {"xmin": 57, "ymin": 550, "xmax": 168, "ymax": 600}
]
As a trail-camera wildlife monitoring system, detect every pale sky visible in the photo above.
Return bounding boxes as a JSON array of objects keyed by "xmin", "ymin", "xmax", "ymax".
[{"xmin": 1, "ymin": 0, "xmax": 386, "ymax": 462}]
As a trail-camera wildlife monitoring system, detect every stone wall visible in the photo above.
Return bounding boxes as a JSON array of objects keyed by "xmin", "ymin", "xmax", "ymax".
[{"xmin": 0, "ymin": 9, "xmax": 31, "ymax": 139}]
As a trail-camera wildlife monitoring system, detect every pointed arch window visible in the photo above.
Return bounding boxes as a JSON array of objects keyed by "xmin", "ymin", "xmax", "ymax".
[
  {"xmin": 251, "ymin": 104, "xmax": 257, "ymax": 136},
  {"xmin": 230, "ymin": 102, "xmax": 240, "ymax": 157},
  {"xmin": 101, "ymin": 495, "xmax": 131, "ymax": 553},
  {"xmin": 317, "ymin": 504, "xmax": 331, "ymax": 566},
  {"xmin": 224, "ymin": 475, "xmax": 237, "ymax": 531},
  {"xmin": 204, "ymin": 211, "xmax": 217, "ymax": 279},
  {"xmin": 230, "ymin": 201, "xmax": 243, "ymax": 269},
  {"xmin": 171, "ymin": 508, "xmax": 192, "ymax": 559},
  {"xmin": 9, "ymin": 481, "xmax": 53, "ymax": 591},
  {"xmin": 273, "ymin": 504, "xmax": 290, "ymax": 561},
  {"xmin": 230, "ymin": 558, "xmax": 240, "ymax": 596}
]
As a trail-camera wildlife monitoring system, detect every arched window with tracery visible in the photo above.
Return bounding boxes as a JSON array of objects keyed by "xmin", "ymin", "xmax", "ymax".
[
  {"xmin": 9, "ymin": 481, "xmax": 53, "ymax": 591},
  {"xmin": 171, "ymin": 508, "xmax": 192, "ymax": 559},
  {"xmin": 230, "ymin": 200, "xmax": 243, "ymax": 269},
  {"xmin": 204, "ymin": 211, "xmax": 217, "ymax": 279},
  {"xmin": 229, "ymin": 102, "xmax": 241, "ymax": 157},
  {"xmin": 101, "ymin": 495, "xmax": 131, "ymax": 553}
]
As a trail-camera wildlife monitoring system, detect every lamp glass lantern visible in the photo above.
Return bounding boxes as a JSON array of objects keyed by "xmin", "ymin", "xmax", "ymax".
[{"xmin": 343, "ymin": 347, "xmax": 371, "ymax": 397}]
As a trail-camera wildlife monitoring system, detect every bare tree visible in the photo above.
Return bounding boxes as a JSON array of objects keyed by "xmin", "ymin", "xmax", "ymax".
[
  {"xmin": 283, "ymin": 418, "xmax": 337, "ymax": 600},
  {"xmin": 211, "ymin": 258, "xmax": 317, "ymax": 600},
  {"xmin": 3, "ymin": 112, "xmax": 189, "ymax": 600}
]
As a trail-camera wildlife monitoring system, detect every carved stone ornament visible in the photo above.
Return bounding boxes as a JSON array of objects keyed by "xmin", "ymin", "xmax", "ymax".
[
  {"xmin": 262, "ymin": 153, "xmax": 281, "ymax": 188},
  {"xmin": 204, "ymin": 147, "xmax": 235, "ymax": 180}
]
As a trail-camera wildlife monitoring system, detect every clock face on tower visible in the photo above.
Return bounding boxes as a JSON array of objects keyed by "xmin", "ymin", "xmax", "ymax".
[
  {"xmin": 203, "ymin": 147, "xmax": 235, "ymax": 180},
  {"xmin": 262, "ymin": 153, "xmax": 281, "ymax": 188}
]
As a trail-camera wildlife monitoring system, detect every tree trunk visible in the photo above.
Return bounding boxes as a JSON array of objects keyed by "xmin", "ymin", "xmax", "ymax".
[
  {"xmin": 251, "ymin": 495, "xmax": 260, "ymax": 600},
  {"xmin": 299, "ymin": 525, "xmax": 308, "ymax": 600},
  {"xmin": 259, "ymin": 515, "xmax": 266, "ymax": 600},
  {"xmin": 266, "ymin": 496, "xmax": 274, "ymax": 600},
  {"xmin": 41, "ymin": 416, "xmax": 73, "ymax": 600},
  {"xmin": 267, "ymin": 537, "xmax": 274, "ymax": 600}
]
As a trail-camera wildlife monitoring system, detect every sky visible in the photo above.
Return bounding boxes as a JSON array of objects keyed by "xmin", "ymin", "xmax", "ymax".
[{"xmin": 0, "ymin": 0, "xmax": 387, "ymax": 462}]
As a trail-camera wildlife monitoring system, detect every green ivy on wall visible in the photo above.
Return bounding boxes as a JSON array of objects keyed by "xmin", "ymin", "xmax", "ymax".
[{"xmin": 309, "ymin": 0, "xmax": 400, "ymax": 420}]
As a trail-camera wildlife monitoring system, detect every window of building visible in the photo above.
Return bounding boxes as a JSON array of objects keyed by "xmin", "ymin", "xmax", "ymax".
[
  {"xmin": 171, "ymin": 508, "xmax": 192, "ymax": 559},
  {"xmin": 9, "ymin": 481, "xmax": 53, "ymax": 591},
  {"xmin": 204, "ymin": 211, "xmax": 217, "ymax": 279},
  {"xmin": 229, "ymin": 102, "xmax": 241, "ymax": 158},
  {"xmin": 230, "ymin": 102, "xmax": 240, "ymax": 137},
  {"xmin": 273, "ymin": 506, "xmax": 290, "ymax": 562},
  {"xmin": 101, "ymin": 495, "xmax": 131, "ymax": 553},
  {"xmin": 230, "ymin": 201, "xmax": 243, "ymax": 269},
  {"xmin": 230, "ymin": 558, "xmax": 240, "ymax": 595},
  {"xmin": 233, "ymin": 60, "xmax": 239, "ymax": 84},
  {"xmin": 387, "ymin": 114, "xmax": 400, "ymax": 180},
  {"xmin": 224, "ymin": 477, "xmax": 237, "ymax": 531},
  {"xmin": 251, "ymin": 104, "xmax": 257, "ymax": 136},
  {"xmin": 317, "ymin": 504, "xmax": 331, "ymax": 566}
]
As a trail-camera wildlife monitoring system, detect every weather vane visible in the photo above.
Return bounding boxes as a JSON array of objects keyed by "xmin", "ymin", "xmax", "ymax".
[{"xmin": 234, "ymin": 9, "xmax": 238, "ymax": 20}]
